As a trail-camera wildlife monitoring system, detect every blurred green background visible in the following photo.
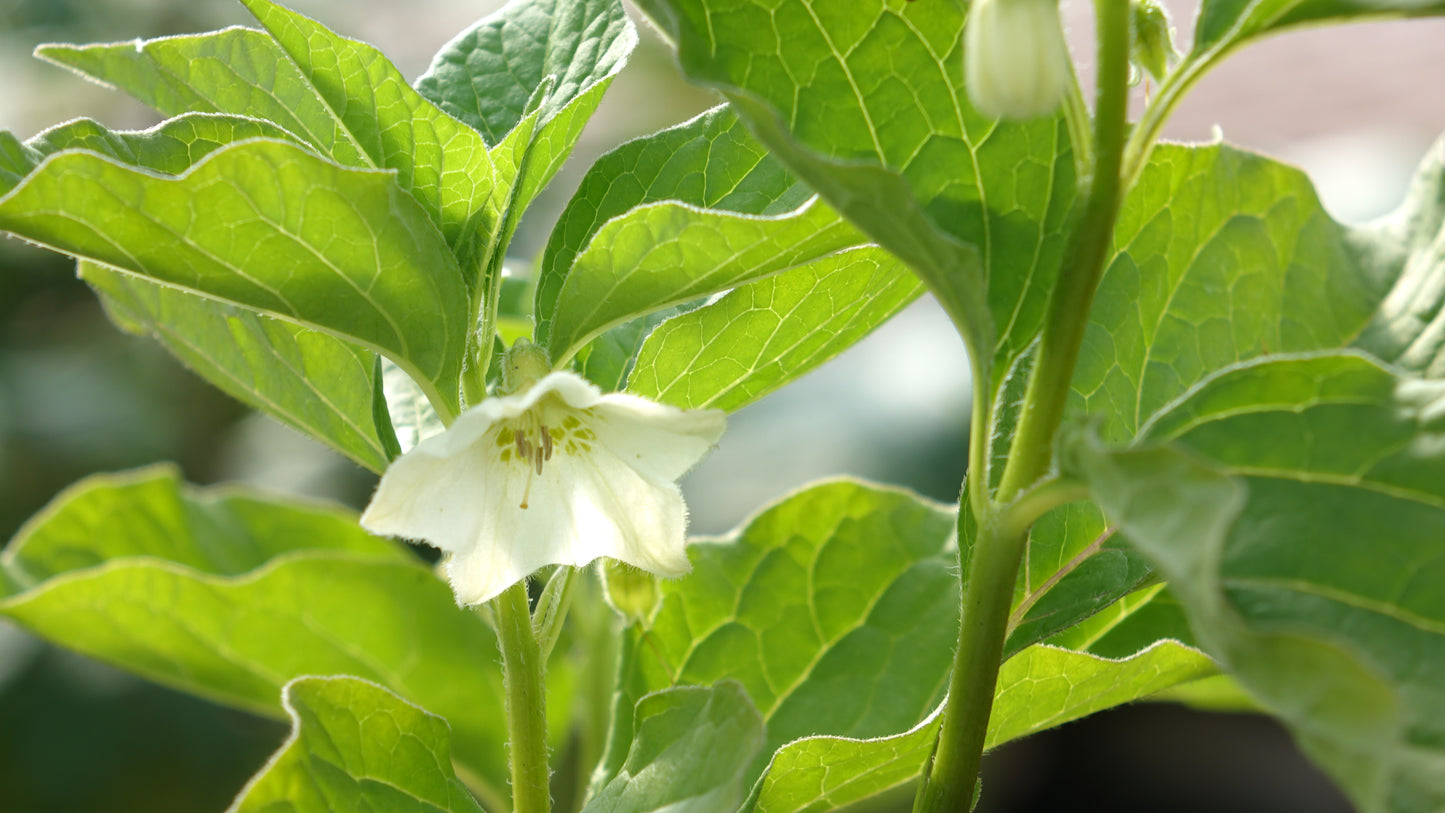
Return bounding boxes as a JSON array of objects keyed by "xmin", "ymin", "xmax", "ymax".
[{"xmin": 3, "ymin": 0, "xmax": 1439, "ymax": 810}]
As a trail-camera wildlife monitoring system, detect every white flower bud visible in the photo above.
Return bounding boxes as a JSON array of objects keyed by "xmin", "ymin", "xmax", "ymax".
[{"xmin": 964, "ymin": 0, "xmax": 1072, "ymax": 120}]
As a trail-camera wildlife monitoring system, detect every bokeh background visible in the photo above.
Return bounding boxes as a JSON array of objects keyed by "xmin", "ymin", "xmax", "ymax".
[{"xmin": 0, "ymin": 0, "xmax": 1441, "ymax": 810}]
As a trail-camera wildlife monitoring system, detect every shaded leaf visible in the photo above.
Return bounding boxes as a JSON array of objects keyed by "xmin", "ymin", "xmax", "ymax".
[
  {"xmin": 87, "ymin": 263, "xmax": 392, "ymax": 472},
  {"xmin": 0, "ymin": 468, "xmax": 512, "ymax": 805},
  {"xmin": 230, "ymin": 676, "xmax": 485, "ymax": 813},
  {"xmin": 595, "ymin": 480, "xmax": 959, "ymax": 794},
  {"xmin": 1066, "ymin": 351, "xmax": 1445, "ymax": 812},
  {"xmin": 583, "ymin": 683, "xmax": 764, "ymax": 813},
  {"xmin": 745, "ymin": 640, "xmax": 1214, "ymax": 812}
]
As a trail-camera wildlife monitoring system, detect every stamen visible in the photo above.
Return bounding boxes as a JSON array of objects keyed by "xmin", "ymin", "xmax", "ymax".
[
  {"xmin": 541, "ymin": 425, "xmax": 553, "ymax": 461},
  {"xmin": 514, "ymin": 428, "xmax": 527, "ymax": 458},
  {"xmin": 535, "ymin": 446, "xmax": 544, "ymax": 475}
]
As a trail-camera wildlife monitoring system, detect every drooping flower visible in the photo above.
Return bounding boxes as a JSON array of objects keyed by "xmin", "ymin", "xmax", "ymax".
[
  {"xmin": 964, "ymin": 0, "xmax": 1072, "ymax": 120},
  {"xmin": 361, "ymin": 340, "xmax": 725, "ymax": 606}
]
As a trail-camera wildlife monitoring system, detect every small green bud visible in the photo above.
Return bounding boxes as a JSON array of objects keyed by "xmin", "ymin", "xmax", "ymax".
[
  {"xmin": 499, "ymin": 338, "xmax": 552, "ymax": 395},
  {"xmin": 964, "ymin": 0, "xmax": 1072, "ymax": 120},
  {"xmin": 1130, "ymin": 0, "xmax": 1180, "ymax": 84},
  {"xmin": 601, "ymin": 559, "xmax": 660, "ymax": 624}
]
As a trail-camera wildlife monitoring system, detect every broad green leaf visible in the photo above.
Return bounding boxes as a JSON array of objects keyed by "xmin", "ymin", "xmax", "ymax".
[
  {"xmin": 87, "ymin": 263, "xmax": 393, "ymax": 472},
  {"xmin": 985, "ymin": 640, "xmax": 1216, "ymax": 747},
  {"xmin": 596, "ymin": 480, "xmax": 959, "ymax": 793},
  {"xmin": 0, "ymin": 116, "xmax": 397, "ymax": 469},
  {"xmin": 627, "ymin": 246, "xmax": 922, "ymax": 411},
  {"xmin": 0, "ymin": 113, "xmax": 297, "ymax": 195},
  {"xmin": 1193, "ymin": 0, "xmax": 1445, "ymax": 54},
  {"xmin": 1065, "ymin": 351, "xmax": 1445, "ymax": 812},
  {"xmin": 544, "ymin": 197, "xmax": 871, "ymax": 365},
  {"xmin": 0, "ymin": 468, "xmax": 512, "ymax": 806},
  {"xmin": 744, "ymin": 640, "xmax": 1214, "ymax": 813},
  {"xmin": 0, "ymin": 466, "xmax": 401, "ymax": 586},
  {"xmin": 231, "ymin": 676, "xmax": 485, "ymax": 813},
  {"xmin": 416, "ymin": 0, "xmax": 637, "ymax": 214},
  {"xmin": 535, "ymin": 105, "xmax": 809, "ymax": 345},
  {"xmin": 633, "ymin": 0, "xmax": 1079, "ymax": 378},
  {"xmin": 1045, "ymin": 582, "xmax": 1199, "ymax": 659},
  {"xmin": 539, "ymin": 104, "xmax": 916, "ymax": 405},
  {"xmin": 235, "ymin": 0, "xmax": 502, "ymax": 271},
  {"xmin": 37, "ymin": 28, "xmax": 371, "ymax": 166},
  {"xmin": 1002, "ymin": 502, "xmax": 1154, "ymax": 657},
  {"xmin": 0, "ymin": 138, "xmax": 468, "ymax": 418},
  {"xmin": 1014, "ymin": 138, "xmax": 1440, "ymax": 660},
  {"xmin": 582, "ymin": 683, "xmax": 764, "ymax": 813}
]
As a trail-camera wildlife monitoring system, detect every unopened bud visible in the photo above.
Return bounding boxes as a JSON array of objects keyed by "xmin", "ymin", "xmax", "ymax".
[
  {"xmin": 601, "ymin": 559, "xmax": 659, "ymax": 624},
  {"xmin": 499, "ymin": 338, "xmax": 552, "ymax": 395},
  {"xmin": 1130, "ymin": 0, "xmax": 1180, "ymax": 83},
  {"xmin": 964, "ymin": 0, "xmax": 1072, "ymax": 120}
]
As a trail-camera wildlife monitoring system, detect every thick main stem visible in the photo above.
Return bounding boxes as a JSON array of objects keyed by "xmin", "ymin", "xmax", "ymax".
[
  {"xmin": 494, "ymin": 581, "xmax": 551, "ymax": 813},
  {"xmin": 994, "ymin": 0, "xmax": 1131, "ymax": 504},
  {"xmin": 915, "ymin": 2, "xmax": 1133, "ymax": 810}
]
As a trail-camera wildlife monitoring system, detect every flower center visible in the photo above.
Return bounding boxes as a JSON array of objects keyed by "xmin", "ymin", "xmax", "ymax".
[{"xmin": 491, "ymin": 409, "xmax": 598, "ymax": 509}]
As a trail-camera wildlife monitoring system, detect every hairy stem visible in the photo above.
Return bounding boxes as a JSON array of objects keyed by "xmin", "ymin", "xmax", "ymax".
[
  {"xmin": 915, "ymin": 1, "xmax": 1134, "ymax": 810},
  {"xmin": 494, "ymin": 581, "xmax": 551, "ymax": 813},
  {"xmin": 994, "ymin": 0, "xmax": 1131, "ymax": 504}
]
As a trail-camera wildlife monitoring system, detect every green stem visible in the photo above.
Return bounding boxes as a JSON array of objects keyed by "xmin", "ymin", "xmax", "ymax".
[
  {"xmin": 494, "ymin": 581, "xmax": 551, "ymax": 813},
  {"xmin": 914, "ymin": 513, "xmax": 1027, "ymax": 813},
  {"xmin": 994, "ymin": 0, "xmax": 1132, "ymax": 505},
  {"xmin": 915, "ymin": 2, "xmax": 1133, "ymax": 810}
]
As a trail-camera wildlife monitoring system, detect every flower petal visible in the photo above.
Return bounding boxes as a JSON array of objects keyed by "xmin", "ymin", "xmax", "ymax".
[
  {"xmin": 438, "ymin": 448, "xmax": 690, "ymax": 605},
  {"xmin": 586, "ymin": 394, "xmax": 726, "ymax": 483}
]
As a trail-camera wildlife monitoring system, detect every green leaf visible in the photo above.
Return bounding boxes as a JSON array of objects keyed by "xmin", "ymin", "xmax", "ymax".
[
  {"xmin": 535, "ymin": 105, "xmax": 809, "ymax": 345},
  {"xmin": 583, "ymin": 683, "xmax": 765, "ymax": 813},
  {"xmin": 1065, "ymin": 351, "xmax": 1445, "ymax": 812},
  {"xmin": 1192, "ymin": 0, "xmax": 1445, "ymax": 54},
  {"xmin": 1014, "ymin": 138, "xmax": 1440, "ymax": 658},
  {"xmin": 1002, "ymin": 502, "xmax": 1154, "ymax": 657},
  {"xmin": 234, "ymin": 0, "xmax": 502, "ymax": 271},
  {"xmin": 0, "ymin": 113, "xmax": 298, "ymax": 195},
  {"xmin": 0, "ymin": 116, "xmax": 398, "ymax": 468},
  {"xmin": 86, "ymin": 263, "xmax": 393, "ymax": 472},
  {"xmin": 540, "ymin": 104, "xmax": 913, "ymax": 402},
  {"xmin": 0, "ymin": 468, "xmax": 512, "ymax": 806},
  {"xmin": 0, "ymin": 138, "xmax": 468, "ymax": 418},
  {"xmin": 1079, "ymin": 142, "xmax": 1383, "ymax": 444},
  {"xmin": 627, "ymin": 246, "xmax": 922, "ymax": 411},
  {"xmin": 416, "ymin": 0, "xmax": 638, "ymax": 214},
  {"xmin": 745, "ymin": 640, "xmax": 1214, "ymax": 812},
  {"xmin": 596, "ymin": 480, "xmax": 959, "ymax": 794},
  {"xmin": 37, "ymin": 28, "xmax": 372, "ymax": 166},
  {"xmin": 1353, "ymin": 137, "xmax": 1445, "ymax": 379},
  {"xmin": 985, "ymin": 640, "xmax": 1216, "ymax": 747},
  {"xmin": 632, "ymin": 0, "xmax": 1079, "ymax": 379},
  {"xmin": 544, "ymin": 197, "xmax": 872, "ymax": 366},
  {"xmin": 231, "ymin": 676, "xmax": 485, "ymax": 813}
]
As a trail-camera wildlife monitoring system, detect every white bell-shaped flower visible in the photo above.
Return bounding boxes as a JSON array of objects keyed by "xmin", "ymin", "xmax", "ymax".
[
  {"xmin": 965, "ymin": 0, "xmax": 1072, "ymax": 120},
  {"xmin": 361, "ymin": 342, "xmax": 725, "ymax": 606}
]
